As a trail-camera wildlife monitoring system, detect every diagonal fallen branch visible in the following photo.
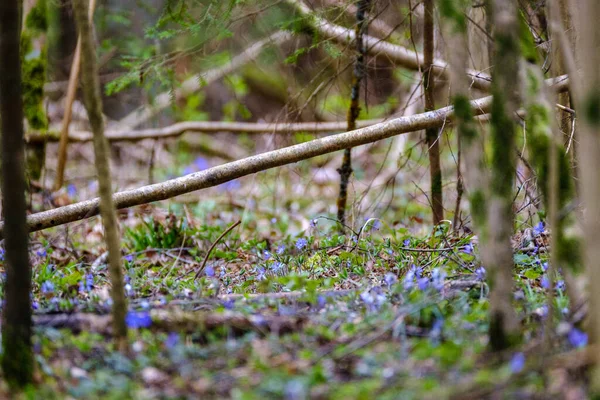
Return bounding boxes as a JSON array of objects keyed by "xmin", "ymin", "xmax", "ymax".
[
  {"xmin": 1, "ymin": 75, "xmax": 568, "ymax": 238},
  {"xmin": 116, "ymin": 31, "xmax": 292, "ymax": 129},
  {"xmin": 25, "ymin": 119, "xmax": 384, "ymax": 143},
  {"xmin": 284, "ymin": 0, "xmax": 493, "ymax": 91}
]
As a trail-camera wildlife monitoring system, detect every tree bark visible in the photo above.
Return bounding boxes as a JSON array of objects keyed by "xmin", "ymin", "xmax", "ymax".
[
  {"xmin": 336, "ymin": 0, "xmax": 369, "ymax": 227},
  {"xmin": 0, "ymin": 0, "xmax": 34, "ymax": 388},
  {"xmin": 423, "ymin": 0, "xmax": 443, "ymax": 225},
  {"xmin": 72, "ymin": 0, "xmax": 128, "ymax": 349},
  {"xmin": 485, "ymin": 0, "xmax": 521, "ymax": 351}
]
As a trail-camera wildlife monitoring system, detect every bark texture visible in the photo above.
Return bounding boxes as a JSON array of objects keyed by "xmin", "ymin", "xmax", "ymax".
[
  {"xmin": 485, "ymin": 0, "xmax": 521, "ymax": 350},
  {"xmin": 72, "ymin": 0, "xmax": 128, "ymax": 348},
  {"xmin": 423, "ymin": 0, "xmax": 443, "ymax": 225},
  {"xmin": 336, "ymin": 0, "xmax": 369, "ymax": 226},
  {"xmin": 0, "ymin": 0, "xmax": 34, "ymax": 388},
  {"xmin": 574, "ymin": 0, "xmax": 600, "ymax": 392}
]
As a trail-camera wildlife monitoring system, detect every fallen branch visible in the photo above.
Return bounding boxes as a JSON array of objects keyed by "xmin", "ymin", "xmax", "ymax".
[
  {"xmin": 284, "ymin": 0, "xmax": 493, "ymax": 91},
  {"xmin": 2, "ymin": 75, "xmax": 568, "ymax": 237},
  {"xmin": 33, "ymin": 309, "xmax": 306, "ymax": 336},
  {"xmin": 25, "ymin": 119, "xmax": 384, "ymax": 143},
  {"xmin": 116, "ymin": 31, "xmax": 292, "ymax": 129}
]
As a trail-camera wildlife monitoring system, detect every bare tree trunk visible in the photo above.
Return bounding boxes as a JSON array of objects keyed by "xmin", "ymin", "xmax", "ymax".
[
  {"xmin": 574, "ymin": 0, "xmax": 600, "ymax": 392},
  {"xmin": 336, "ymin": 0, "xmax": 369, "ymax": 227},
  {"xmin": 0, "ymin": 0, "xmax": 34, "ymax": 388},
  {"xmin": 423, "ymin": 0, "xmax": 443, "ymax": 225},
  {"xmin": 72, "ymin": 0, "xmax": 128, "ymax": 350},
  {"xmin": 485, "ymin": 0, "xmax": 521, "ymax": 351}
]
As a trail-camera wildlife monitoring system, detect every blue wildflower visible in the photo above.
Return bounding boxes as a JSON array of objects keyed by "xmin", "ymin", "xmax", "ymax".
[
  {"xmin": 165, "ymin": 332, "xmax": 179, "ymax": 349},
  {"xmin": 276, "ymin": 244, "xmax": 286, "ymax": 255},
  {"xmin": 403, "ymin": 269, "xmax": 416, "ymax": 291},
  {"xmin": 182, "ymin": 166, "xmax": 194, "ymax": 175},
  {"xmin": 317, "ymin": 295, "xmax": 327, "ymax": 309},
  {"xmin": 431, "ymin": 268, "xmax": 446, "ymax": 291},
  {"xmin": 41, "ymin": 281, "xmax": 54, "ymax": 294},
  {"xmin": 533, "ymin": 221, "xmax": 545, "ymax": 236},
  {"xmin": 271, "ymin": 217, "xmax": 277, "ymax": 224},
  {"xmin": 205, "ymin": 265, "xmax": 215, "ymax": 278},
  {"xmin": 371, "ymin": 219, "xmax": 382, "ymax": 231},
  {"xmin": 271, "ymin": 262, "xmax": 285, "ymax": 274},
  {"xmin": 36, "ymin": 248, "xmax": 47, "ymax": 258},
  {"xmin": 0, "ymin": 248, "xmax": 4, "ymax": 261},
  {"xmin": 67, "ymin": 184, "xmax": 77, "ymax": 198},
  {"xmin": 541, "ymin": 262, "xmax": 548, "ymax": 272},
  {"xmin": 220, "ymin": 179, "xmax": 240, "ymax": 192},
  {"xmin": 222, "ymin": 298, "xmax": 235, "ymax": 310},
  {"xmin": 475, "ymin": 266, "xmax": 486, "ymax": 281},
  {"xmin": 403, "ymin": 239, "xmax": 410, "ymax": 247},
  {"xmin": 263, "ymin": 250, "xmax": 271, "ymax": 260},
  {"xmin": 462, "ymin": 243, "xmax": 474, "ymax": 254},
  {"xmin": 219, "ymin": 267, "xmax": 226, "ymax": 278},
  {"xmin": 509, "ymin": 352, "xmax": 525, "ymax": 373},
  {"xmin": 295, "ymin": 238, "xmax": 308, "ymax": 251},
  {"xmin": 194, "ymin": 157, "xmax": 209, "ymax": 170},
  {"xmin": 384, "ymin": 272, "xmax": 397, "ymax": 286},
  {"xmin": 541, "ymin": 275, "xmax": 550, "ymax": 289},
  {"xmin": 568, "ymin": 328, "xmax": 588, "ymax": 348},
  {"xmin": 556, "ymin": 280, "xmax": 565, "ymax": 291},
  {"xmin": 124, "ymin": 254, "xmax": 134, "ymax": 263},
  {"xmin": 417, "ymin": 277, "xmax": 429, "ymax": 291},
  {"xmin": 125, "ymin": 311, "xmax": 152, "ymax": 329},
  {"xmin": 256, "ymin": 266, "xmax": 266, "ymax": 281},
  {"xmin": 310, "ymin": 219, "xmax": 318, "ymax": 228}
]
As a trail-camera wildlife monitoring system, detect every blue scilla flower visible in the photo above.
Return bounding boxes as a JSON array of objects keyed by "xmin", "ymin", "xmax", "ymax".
[
  {"xmin": 533, "ymin": 221, "xmax": 545, "ymax": 236},
  {"xmin": 126, "ymin": 311, "xmax": 152, "ymax": 329},
  {"xmin": 41, "ymin": 281, "xmax": 55, "ymax": 294},
  {"xmin": 296, "ymin": 238, "xmax": 308, "ymax": 251},
  {"xmin": 568, "ymin": 327, "xmax": 588, "ymax": 348},
  {"xmin": 510, "ymin": 352, "xmax": 525, "ymax": 373}
]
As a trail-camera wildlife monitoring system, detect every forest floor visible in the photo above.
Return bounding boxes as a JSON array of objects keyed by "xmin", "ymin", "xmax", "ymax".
[{"xmin": 0, "ymin": 141, "xmax": 591, "ymax": 399}]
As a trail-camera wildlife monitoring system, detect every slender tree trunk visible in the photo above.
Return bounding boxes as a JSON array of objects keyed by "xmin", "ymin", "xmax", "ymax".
[
  {"xmin": 423, "ymin": 0, "xmax": 443, "ymax": 225},
  {"xmin": 485, "ymin": 0, "xmax": 521, "ymax": 351},
  {"xmin": 0, "ymin": 0, "xmax": 34, "ymax": 388},
  {"xmin": 72, "ymin": 0, "xmax": 128, "ymax": 350},
  {"xmin": 336, "ymin": 0, "xmax": 369, "ymax": 227},
  {"xmin": 573, "ymin": 0, "xmax": 600, "ymax": 392}
]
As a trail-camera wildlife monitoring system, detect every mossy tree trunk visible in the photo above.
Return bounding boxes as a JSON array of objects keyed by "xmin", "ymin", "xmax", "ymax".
[
  {"xmin": 0, "ymin": 0, "xmax": 34, "ymax": 389},
  {"xmin": 573, "ymin": 0, "xmax": 600, "ymax": 392},
  {"xmin": 336, "ymin": 0, "xmax": 369, "ymax": 227},
  {"xmin": 72, "ymin": 0, "xmax": 128, "ymax": 350},
  {"xmin": 484, "ymin": 0, "xmax": 521, "ymax": 351}
]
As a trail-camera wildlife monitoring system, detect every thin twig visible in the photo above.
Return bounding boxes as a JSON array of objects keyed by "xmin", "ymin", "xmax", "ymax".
[{"xmin": 194, "ymin": 221, "xmax": 241, "ymax": 280}]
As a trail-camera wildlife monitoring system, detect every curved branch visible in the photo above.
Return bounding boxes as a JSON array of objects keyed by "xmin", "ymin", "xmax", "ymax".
[{"xmin": 284, "ymin": 0, "xmax": 493, "ymax": 91}]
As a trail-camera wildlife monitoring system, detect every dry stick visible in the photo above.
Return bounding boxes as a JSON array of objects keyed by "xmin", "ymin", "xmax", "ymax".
[
  {"xmin": 194, "ymin": 220, "xmax": 241, "ymax": 280},
  {"xmin": 336, "ymin": 0, "xmax": 369, "ymax": 227},
  {"xmin": 423, "ymin": 0, "xmax": 443, "ymax": 225},
  {"xmin": 72, "ymin": 0, "xmax": 128, "ymax": 350},
  {"xmin": 53, "ymin": 0, "xmax": 97, "ymax": 191},
  {"xmin": 116, "ymin": 31, "xmax": 292, "ymax": 129},
  {"xmin": 0, "ymin": 76, "xmax": 569, "ymax": 238},
  {"xmin": 25, "ymin": 119, "xmax": 384, "ymax": 143},
  {"xmin": 284, "ymin": 0, "xmax": 493, "ymax": 91}
]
